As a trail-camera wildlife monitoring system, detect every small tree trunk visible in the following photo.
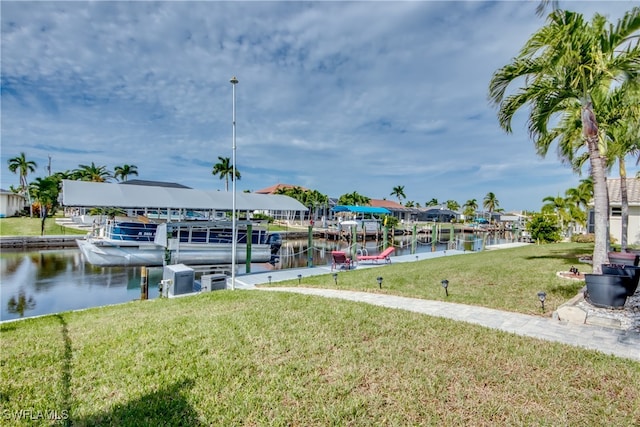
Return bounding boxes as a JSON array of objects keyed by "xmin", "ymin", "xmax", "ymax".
[
  {"xmin": 583, "ymin": 102, "xmax": 608, "ymax": 274},
  {"xmin": 619, "ymin": 159, "xmax": 628, "ymax": 251}
]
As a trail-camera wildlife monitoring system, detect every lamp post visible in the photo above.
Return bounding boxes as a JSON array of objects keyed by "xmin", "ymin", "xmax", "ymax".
[
  {"xmin": 537, "ymin": 291, "xmax": 546, "ymax": 311},
  {"xmin": 441, "ymin": 279, "xmax": 449, "ymax": 297},
  {"xmin": 230, "ymin": 76, "xmax": 239, "ymax": 291}
]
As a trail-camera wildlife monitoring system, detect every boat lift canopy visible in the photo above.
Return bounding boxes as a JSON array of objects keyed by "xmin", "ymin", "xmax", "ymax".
[{"xmin": 62, "ymin": 180, "xmax": 308, "ymax": 212}]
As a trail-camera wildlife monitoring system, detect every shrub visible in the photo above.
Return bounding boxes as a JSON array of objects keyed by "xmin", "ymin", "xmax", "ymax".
[
  {"xmin": 571, "ymin": 233, "xmax": 595, "ymax": 243},
  {"xmin": 526, "ymin": 213, "xmax": 561, "ymax": 243}
]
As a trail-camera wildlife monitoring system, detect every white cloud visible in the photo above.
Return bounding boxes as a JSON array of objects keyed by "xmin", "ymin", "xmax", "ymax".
[{"xmin": 1, "ymin": 1, "xmax": 637, "ymax": 211}]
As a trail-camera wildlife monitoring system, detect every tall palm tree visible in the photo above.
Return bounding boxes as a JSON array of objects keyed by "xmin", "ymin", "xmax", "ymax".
[
  {"xmin": 74, "ymin": 162, "xmax": 112, "ymax": 182},
  {"xmin": 601, "ymin": 86, "xmax": 640, "ymax": 250},
  {"xmin": 483, "ymin": 192, "xmax": 500, "ymax": 214},
  {"xmin": 212, "ymin": 156, "xmax": 241, "ymax": 192},
  {"xmin": 489, "ymin": 7, "xmax": 640, "ymax": 273},
  {"xmin": 8, "ymin": 152, "xmax": 37, "ymax": 217},
  {"xmin": 114, "ymin": 164, "xmax": 139, "ymax": 182},
  {"xmin": 390, "ymin": 185, "xmax": 406, "ymax": 205},
  {"xmin": 7, "ymin": 152, "xmax": 37, "ymax": 194}
]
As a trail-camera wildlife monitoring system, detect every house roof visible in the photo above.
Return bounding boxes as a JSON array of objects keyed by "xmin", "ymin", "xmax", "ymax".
[
  {"xmin": 120, "ymin": 179, "xmax": 191, "ymax": 189},
  {"xmin": 369, "ymin": 199, "xmax": 404, "ymax": 209},
  {"xmin": 254, "ymin": 183, "xmax": 308, "ymax": 194},
  {"xmin": 62, "ymin": 180, "xmax": 308, "ymax": 211},
  {"xmin": 608, "ymin": 178, "xmax": 640, "ymax": 206}
]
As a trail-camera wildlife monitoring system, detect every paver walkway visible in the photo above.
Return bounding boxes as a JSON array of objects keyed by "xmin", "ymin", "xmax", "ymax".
[
  {"xmin": 260, "ymin": 287, "xmax": 640, "ymax": 361},
  {"xmin": 232, "ymin": 248, "xmax": 639, "ymax": 362}
]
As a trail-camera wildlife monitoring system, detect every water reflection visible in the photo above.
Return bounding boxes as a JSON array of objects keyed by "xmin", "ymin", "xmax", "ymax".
[{"xmin": 0, "ymin": 235, "xmax": 471, "ymax": 321}]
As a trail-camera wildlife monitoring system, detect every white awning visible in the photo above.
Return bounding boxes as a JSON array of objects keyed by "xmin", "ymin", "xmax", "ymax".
[{"xmin": 62, "ymin": 180, "xmax": 308, "ymax": 211}]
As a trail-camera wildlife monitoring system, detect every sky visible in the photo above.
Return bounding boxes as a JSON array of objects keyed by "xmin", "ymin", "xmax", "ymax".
[{"xmin": 2, "ymin": 1, "xmax": 638, "ymax": 212}]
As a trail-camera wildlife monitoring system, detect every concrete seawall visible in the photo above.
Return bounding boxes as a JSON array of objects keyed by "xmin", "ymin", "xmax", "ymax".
[{"xmin": 0, "ymin": 235, "xmax": 81, "ymax": 249}]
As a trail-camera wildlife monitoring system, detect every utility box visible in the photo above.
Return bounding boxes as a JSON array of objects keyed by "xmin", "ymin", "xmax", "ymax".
[
  {"xmin": 201, "ymin": 274, "xmax": 228, "ymax": 292},
  {"xmin": 162, "ymin": 264, "xmax": 195, "ymax": 297}
]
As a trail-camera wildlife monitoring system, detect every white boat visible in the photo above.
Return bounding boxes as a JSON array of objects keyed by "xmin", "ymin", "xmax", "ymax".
[{"xmin": 76, "ymin": 219, "xmax": 280, "ymax": 267}]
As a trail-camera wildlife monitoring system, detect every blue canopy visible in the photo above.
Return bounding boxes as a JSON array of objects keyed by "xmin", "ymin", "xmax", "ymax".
[{"xmin": 332, "ymin": 205, "xmax": 391, "ymax": 214}]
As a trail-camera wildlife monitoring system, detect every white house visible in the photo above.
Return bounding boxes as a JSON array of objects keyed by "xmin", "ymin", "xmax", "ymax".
[
  {"xmin": 0, "ymin": 189, "xmax": 26, "ymax": 218},
  {"xmin": 597, "ymin": 178, "xmax": 640, "ymax": 246}
]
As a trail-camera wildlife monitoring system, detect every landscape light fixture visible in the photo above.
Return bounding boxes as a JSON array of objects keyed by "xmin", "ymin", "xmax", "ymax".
[
  {"xmin": 268, "ymin": 275, "xmax": 272, "ymax": 285},
  {"xmin": 377, "ymin": 276, "xmax": 383, "ymax": 289},
  {"xmin": 297, "ymin": 274, "xmax": 302, "ymax": 285},
  {"xmin": 441, "ymin": 279, "xmax": 449, "ymax": 297},
  {"xmin": 230, "ymin": 75, "xmax": 239, "ymax": 291},
  {"xmin": 333, "ymin": 272, "xmax": 338, "ymax": 285},
  {"xmin": 537, "ymin": 291, "xmax": 547, "ymax": 311}
]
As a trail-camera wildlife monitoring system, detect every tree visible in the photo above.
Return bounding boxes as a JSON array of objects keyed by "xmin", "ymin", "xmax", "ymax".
[
  {"xmin": 29, "ymin": 176, "xmax": 60, "ymax": 235},
  {"xmin": 527, "ymin": 212, "xmax": 562, "ymax": 243},
  {"xmin": 489, "ymin": 7, "xmax": 640, "ymax": 273},
  {"xmin": 599, "ymin": 85, "xmax": 640, "ymax": 250},
  {"xmin": 483, "ymin": 192, "xmax": 500, "ymax": 214},
  {"xmin": 8, "ymin": 152, "xmax": 37, "ymax": 217},
  {"xmin": 445, "ymin": 200, "xmax": 460, "ymax": 211},
  {"xmin": 74, "ymin": 162, "xmax": 112, "ymax": 182},
  {"xmin": 463, "ymin": 198, "xmax": 478, "ymax": 220},
  {"xmin": 425, "ymin": 198, "xmax": 439, "ymax": 207},
  {"xmin": 390, "ymin": 185, "xmax": 406, "ymax": 205},
  {"xmin": 337, "ymin": 191, "xmax": 370, "ymax": 206},
  {"xmin": 212, "ymin": 156, "xmax": 240, "ymax": 192},
  {"xmin": 114, "ymin": 164, "xmax": 139, "ymax": 182}
]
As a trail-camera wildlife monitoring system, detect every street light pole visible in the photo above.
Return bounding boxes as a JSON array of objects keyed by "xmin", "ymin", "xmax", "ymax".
[{"xmin": 230, "ymin": 76, "xmax": 239, "ymax": 290}]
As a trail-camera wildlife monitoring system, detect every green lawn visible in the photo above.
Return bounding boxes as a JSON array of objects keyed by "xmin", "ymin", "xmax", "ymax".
[
  {"xmin": 266, "ymin": 243, "xmax": 593, "ymax": 315},
  {"xmin": 1, "ymin": 243, "xmax": 639, "ymax": 425},
  {"xmin": 0, "ymin": 216, "xmax": 86, "ymax": 236}
]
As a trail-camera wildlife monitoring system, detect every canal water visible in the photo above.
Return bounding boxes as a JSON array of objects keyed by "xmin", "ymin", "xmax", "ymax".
[{"xmin": 1, "ymin": 234, "xmax": 501, "ymax": 321}]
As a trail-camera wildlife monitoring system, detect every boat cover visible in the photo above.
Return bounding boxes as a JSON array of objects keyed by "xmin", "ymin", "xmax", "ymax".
[{"xmin": 62, "ymin": 180, "xmax": 308, "ymax": 211}]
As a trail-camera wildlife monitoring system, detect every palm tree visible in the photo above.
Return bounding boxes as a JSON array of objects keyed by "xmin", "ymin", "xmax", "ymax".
[
  {"xmin": 600, "ymin": 86, "xmax": 640, "ymax": 250},
  {"xmin": 445, "ymin": 200, "xmax": 460, "ymax": 212},
  {"xmin": 390, "ymin": 185, "xmax": 406, "ymax": 205},
  {"xmin": 212, "ymin": 156, "xmax": 240, "ymax": 192},
  {"xmin": 337, "ymin": 191, "xmax": 370, "ymax": 206},
  {"xmin": 74, "ymin": 162, "xmax": 112, "ymax": 182},
  {"xmin": 463, "ymin": 198, "xmax": 478, "ymax": 220},
  {"xmin": 425, "ymin": 198, "xmax": 439, "ymax": 207},
  {"xmin": 8, "ymin": 152, "xmax": 37, "ymax": 217},
  {"xmin": 7, "ymin": 152, "xmax": 37, "ymax": 194},
  {"xmin": 483, "ymin": 192, "xmax": 500, "ymax": 214},
  {"xmin": 542, "ymin": 195, "xmax": 570, "ymax": 235},
  {"xmin": 489, "ymin": 7, "xmax": 640, "ymax": 273},
  {"xmin": 114, "ymin": 164, "xmax": 139, "ymax": 182}
]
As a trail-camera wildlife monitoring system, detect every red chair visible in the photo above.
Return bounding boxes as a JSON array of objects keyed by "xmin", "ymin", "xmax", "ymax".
[
  {"xmin": 331, "ymin": 251, "xmax": 352, "ymax": 271},
  {"xmin": 356, "ymin": 246, "xmax": 395, "ymax": 264}
]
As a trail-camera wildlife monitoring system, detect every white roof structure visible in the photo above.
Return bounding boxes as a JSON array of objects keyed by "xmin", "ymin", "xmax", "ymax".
[{"xmin": 62, "ymin": 180, "xmax": 308, "ymax": 212}]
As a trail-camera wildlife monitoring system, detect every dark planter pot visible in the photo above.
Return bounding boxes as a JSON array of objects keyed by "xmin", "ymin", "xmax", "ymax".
[
  {"xmin": 584, "ymin": 274, "xmax": 630, "ymax": 309},
  {"xmin": 601, "ymin": 264, "xmax": 640, "ymax": 296},
  {"xmin": 607, "ymin": 251, "xmax": 639, "ymax": 266}
]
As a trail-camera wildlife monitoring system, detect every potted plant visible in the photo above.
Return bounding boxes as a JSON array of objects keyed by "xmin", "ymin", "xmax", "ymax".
[
  {"xmin": 607, "ymin": 251, "xmax": 639, "ymax": 266},
  {"xmin": 584, "ymin": 273, "xmax": 631, "ymax": 309},
  {"xmin": 600, "ymin": 264, "xmax": 640, "ymax": 297}
]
